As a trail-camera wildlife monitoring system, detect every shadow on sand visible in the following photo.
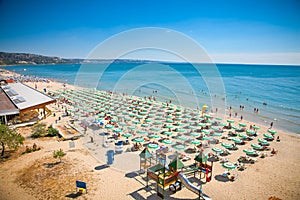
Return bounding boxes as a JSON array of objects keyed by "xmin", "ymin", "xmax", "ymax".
[
  {"xmin": 65, "ymin": 192, "xmax": 82, "ymax": 199},
  {"xmin": 94, "ymin": 164, "xmax": 109, "ymax": 170}
]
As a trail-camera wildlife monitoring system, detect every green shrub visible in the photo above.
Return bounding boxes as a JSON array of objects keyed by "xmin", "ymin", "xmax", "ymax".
[
  {"xmin": 47, "ymin": 125, "xmax": 59, "ymax": 137},
  {"xmin": 31, "ymin": 123, "xmax": 47, "ymax": 138}
]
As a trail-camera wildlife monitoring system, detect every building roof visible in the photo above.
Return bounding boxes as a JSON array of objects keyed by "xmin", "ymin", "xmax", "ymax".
[
  {"xmin": 0, "ymin": 89, "xmax": 19, "ymax": 116},
  {"xmin": 1, "ymin": 82, "xmax": 55, "ymax": 111}
]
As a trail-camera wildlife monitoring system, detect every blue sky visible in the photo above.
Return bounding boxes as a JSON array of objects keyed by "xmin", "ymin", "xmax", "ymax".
[{"xmin": 0, "ymin": 0, "xmax": 299, "ymax": 64}]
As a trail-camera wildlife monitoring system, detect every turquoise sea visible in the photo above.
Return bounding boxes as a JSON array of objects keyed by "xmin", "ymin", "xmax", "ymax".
[{"xmin": 3, "ymin": 62, "xmax": 300, "ymax": 134}]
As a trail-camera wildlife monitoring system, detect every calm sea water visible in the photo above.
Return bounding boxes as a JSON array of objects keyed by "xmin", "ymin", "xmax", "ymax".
[{"xmin": 3, "ymin": 63, "xmax": 300, "ymax": 134}]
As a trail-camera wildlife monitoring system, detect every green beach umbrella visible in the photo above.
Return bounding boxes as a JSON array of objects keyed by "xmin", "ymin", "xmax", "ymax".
[
  {"xmin": 137, "ymin": 130, "xmax": 147, "ymax": 134},
  {"xmin": 122, "ymin": 133, "xmax": 133, "ymax": 138},
  {"xmin": 201, "ymin": 129, "xmax": 210, "ymax": 135},
  {"xmin": 154, "ymin": 121, "xmax": 163, "ymax": 125},
  {"xmin": 166, "ymin": 119, "xmax": 174, "ymax": 123},
  {"xmin": 132, "ymin": 120, "xmax": 141, "ymax": 124},
  {"xmin": 190, "ymin": 132, "xmax": 200, "ymax": 137},
  {"xmin": 239, "ymin": 123, "xmax": 247, "ymax": 127},
  {"xmin": 173, "ymin": 144, "xmax": 186, "ymax": 150},
  {"xmin": 119, "ymin": 122, "xmax": 127, "ymax": 126},
  {"xmin": 105, "ymin": 124, "xmax": 114, "ymax": 129},
  {"xmin": 190, "ymin": 140, "xmax": 201, "ymax": 145},
  {"xmin": 221, "ymin": 143, "xmax": 233, "ymax": 149},
  {"xmin": 251, "ymin": 143, "xmax": 263, "ymax": 150},
  {"xmin": 212, "ymin": 147, "xmax": 223, "ymax": 154},
  {"xmin": 113, "ymin": 129, "xmax": 122, "ymax": 133},
  {"xmin": 162, "ymin": 139, "xmax": 173, "ymax": 145},
  {"xmin": 198, "ymin": 123, "xmax": 206, "ymax": 127},
  {"xmin": 148, "ymin": 143, "xmax": 159, "ymax": 149},
  {"xmin": 219, "ymin": 123, "xmax": 227, "ymax": 127},
  {"xmin": 127, "ymin": 126, "xmax": 136, "ymax": 130},
  {"xmin": 215, "ymin": 117, "xmax": 222, "ymax": 121},
  {"xmin": 149, "ymin": 134, "xmax": 161, "ymax": 139},
  {"xmin": 246, "ymin": 129, "xmax": 256, "ymax": 136},
  {"xmin": 212, "ymin": 133, "xmax": 222, "ymax": 137},
  {"xmin": 232, "ymin": 138, "xmax": 243, "ymax": 144},
  {"xmin": 166, "ymin": 115, "xmax": 173, "ymax": 118},
  {"xmin": 258, "ymin": 138, "xmax": 269, "ymax": 145},
  {"xmin": 238, "ymin": 134, "xmax": 248, "ymax": 140},
  {"xmin": 141, "ymin": 123, "xmax": 150, "ymax": 127},
  {"xmin": 211, "ymin": 126, "xmax": 219, "ymax": 131},
  {"xmin": 222, "ymin": 162, "xmax": 237, "ymax": 170},
  {"xmin": 204, "ymin": 114, "xmax": 212, "ymax": 118},
  {"xmin": 133, "ymin": 138, "xmax": 144, "ymax": 143},
  {"xmin": 175, "ymin": 128, "xmax": 185, "ymax": 133},
  {"xmin": 145, "ymin": 119, "xmax": 152, "ymax": 123},
  {"xmin": 163, "ymin": 131, "xmax": 173, "ymax": 136},
  {"xmin": 165, "ymin": 125, "xmax": 174, "ymax": 129},
  {"xmin": 151, "ymin": 127, "xmax": 161, "ymax": 132},
  {"xmin": 243, "ymin": 149, "xmax": 256, "ymax": 155},
  {"xmin": 201, "ymin": 136, "xmax": 212, "ymax": 141},
  {"xmin": 267, "ymin": 129, "xmax": 277, "ymax": 135},
  {"xmin": 263, "ymin": 133, "xmax": 274, "ymax": 139},
  {"xmin": 227, "ymin": 119, "xmax": 235, "ymax": 123},
  {"xmin": 252, "ymin": 125, "xmax": 260, "ymax": 130},
  {"xmin": 177, "ymin": 136, "xmax": 189, "ymax": 141}
]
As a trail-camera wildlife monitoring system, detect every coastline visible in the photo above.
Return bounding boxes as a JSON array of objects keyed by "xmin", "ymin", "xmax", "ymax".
[{"xmin": 0, "ymin": 68, "xmax": 299, "ymax": 200}]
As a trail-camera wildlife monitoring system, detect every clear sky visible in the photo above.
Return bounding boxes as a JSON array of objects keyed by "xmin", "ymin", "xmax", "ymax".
[{"xmin": 0, "ymin": 0, "xmax": 299, "ymax": 64}]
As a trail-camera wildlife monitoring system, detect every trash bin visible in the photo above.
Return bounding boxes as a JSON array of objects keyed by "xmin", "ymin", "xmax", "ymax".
[{"xmin": 107, "ymin": 150, "xmax": 114, "ymax": 165}]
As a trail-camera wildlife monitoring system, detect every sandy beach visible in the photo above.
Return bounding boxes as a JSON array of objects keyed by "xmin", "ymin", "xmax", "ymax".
[{"xmin": 0, "ymin": 68, "xmax": 299, "ymax": 200}]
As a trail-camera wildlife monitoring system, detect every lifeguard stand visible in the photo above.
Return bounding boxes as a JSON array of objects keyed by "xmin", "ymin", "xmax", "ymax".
[{"xmin": 139, "ymin": 148, "xmax": 153, "ymax": 173}]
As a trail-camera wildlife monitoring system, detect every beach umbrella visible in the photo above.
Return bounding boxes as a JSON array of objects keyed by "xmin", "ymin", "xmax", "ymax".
[
  {"xmin": 127, "ymin": 126, "xmax": 136, "ymax": 130},
  {"xmin": 258, "ymin": 138, "xmax": 269, "ymax": 146},
  {"xmin": 200, "ymin": 136, "xmax": 212, "ymax": 141},
  {"xmin": 136, "ymin": 115, "xmax": 144, "ymax": 119},
  {"xmin": 243, "ymin": 149, "xmax": 256, "ymax": 155},
  {"xmin": 175, "ymin": 117, "xmax": 183, "ymax": 121},
  {"xmin": 232, "ymin": 138, "xmax": 243, "ymax": 144},
  {"xmin": 119, "ymin": 122, "xmax": 127, "ymax": 126},
  {"xmin": 177, "ymin": 136, "xmax": 189, "ymax": 141},
  {"xmin": 163, "ymin": 131, "xmax": 173, "ymax": 136},
  {"xmin": 252, "ymin": 125, "xmax": 260, "ymax": 130},
  {"xmin": 166, "ymin": 119, "xmax": 174, "ymax": 123},
  {"xmin": 162, "ymin": 139, "xmax": 173, "ymax": 145},
  {"xmin": 175, "ymin": 128, "xmax": 185, "ymax": 133},
  {"xmin": 221, "ymin": 143, "xmax": 233, "ymax": 149},
  {"xmin": 211, "ymin": 126, "xmax": 219, "ymax": 131},
  {"xmin": 267, "ymin": 129, "xmax": 277, "ymax": 135},
  {"xmin": 151, "ymin": 127, "xmax": 161, "ymax": 132},
  {"xmin": 212, "ymin": 133, "xmax": 222, "ymax": 137},
  {"xmin": 190, "ymin": 132, "xmax": 200, "ymax": 137},
  {"xmin": 215, "ymin": 117, "xmax": 222, "ymax": 121},
  {"xmin": 145, "ymin": 119, "xmax": 152, "ymax": 123},
  {"xmin": 173, "ymin": 144, "xmax": 186, "ymax": 150},
  {"xmin": 227, "ymin": 119, "xmax": 234, "ymax": 123},
  {"xmin": 137, "ymin": 130, "xmax": 147, "ymax": 134},
  {"xmin": 239, "ymin": 123, "xmax": 247, "ymax": 127},
  {"xmin": 219, "ymin": 123, "xmax": 227, "ymax": 127},
  {"xmin": 141, "ymin": 123, "xmax": 150, "ymax": 127},
  {"xmin": 174, "ymin": 122, "xmax": 184, "ymax": 126},
  {"xmin": 222, "ymin": 162, "xmax": 237, "ymax": 170},
  {"xmin": 251, "ymin": 144, "xmax": 263, "ymax": 150},
  {"xmin": 238, "ymin": 134, "xmax": 248, "ymax": 140},
  {"xmin": 154, "ymin": 121, "xmax": 163, "ymax": 125},
  {"xmin": 246, "ymin": 129, "xmax": 256, "ymax": 136},
  {"xmin": 232, "ymin": 126, "xmax": 239, "ymax": 130},
  {"xmin": 133, "ymin": 138, "xmax": 144, "ymax": 143},
  {"xmin": 190, "ymin": 140, "xmax": 201, "ymax": 145},
  {"xmin": 113, "ymin": 129, "xmax": 122, "ymax": 133},
  {"xmin": 198, "ymin": 123, "xmax": 206, "ymax": 127},
  {"xmin": 204, "ymin": 114, "xmax": 212, "ymax": 118},
  {"xmin": 105, "ymin": 124, "xmax": 114, "ymax": 129},
  {"xmin": 122, "ymin": 133, "xmax": 133, "ymax": 138},
  {"xmin": 201, "ymin": 129, "xmax": 210, "ymax": 135},
  {"xmin": 132, "ymin": 120, "xmax": 141, "ymax": 124},
  {"xmin": 148, "ymin": 143, "xmax": 159, "ymax": 149},
  {"xmin": 166, "ymin": 115, "xmax": 173, "ymax": 118},
  {"xmin": 149, "ymin": 134, "xmax": 161, "ymax": 139},
  {"xmin": 263, "ymin": 133, "xmax": 274, "ymax": 140},
  {"xmin": 165, "ymin": 125, "xmax": 174, "ymax": 129},
  {"xmin": 212, "ymin": 147, "xmax": 223, "ymax": 154}
]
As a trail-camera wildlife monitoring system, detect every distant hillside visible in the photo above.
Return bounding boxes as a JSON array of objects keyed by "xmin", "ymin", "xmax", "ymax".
[{"xmin": 0, "ymin": 52, "xmax": 79, "ymax": 65}]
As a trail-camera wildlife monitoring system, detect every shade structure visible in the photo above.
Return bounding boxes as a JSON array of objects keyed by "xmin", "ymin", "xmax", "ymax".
[
  {"xmin": 221, "ymin": 143, "xmax": 233, "ymax": 149},
  {"xmin": 219, "ymin": 123, "xmax": 227, "ymax": 127},
  {"xmin": 163, "ymin": 131, "xmax": 173, "ymax": 136},
  {"xmin": 201, "ymin": 136, "xmax": 212, "ymax": 141},
  {"xmin": 151, "ymin": 127, "xmax": 161, "ymax": 132},
  {"xmin": 122, "ymin": 133, "xmax": 133, "ymax": 138},
  {"xmin": 148, "ymin": 143, "xmax": 159, "ymax": 149},
  {"xmin": 201, "ymin": 129, "xmax": 210, "ymax": 135},
  {"xmin": 154, "ymin": 121, "xmax": 163, "ymax": 125},
  {"xmin": 212, "ymin": 133, "xmax": 222, "ymax": 137},
  {"xmin": 238, "ymin": 134, "xmax": 248, "ymax": 140},
  {"xmin": 113, "ymin": 129, "xmax": 122, "ymax": 133},
  {"xmin": 162, "ymin": 139, "xmax": 173, "ymax": 145},
  {"xmin": 246, "ymin": 129, "xmax": 256, "ymax": 136},
  {"xmin": 173, "ymin": 144, "xmax": 186, "ymax": 150},
  {"xmin": 119, "ymin": 122, "xmax": 127, "ymax": 126},
  {"xmin": 227, "ymin": 119, "xmax": 234, "ymax": 123},
  {"xmin": 252, "ymin": 125, "xmax": 260, "ymax": 130},
  {"xmin": 190, "ymin": 140, "xmax": 201, "ymax": 145},
  {"xmin": 211, "ymin": 126, "xmax": 219, "ymax": 131},
  {"xmin": 175, "ymin": 128, "xmax": 185, "ymax": 133},
  {"xmin": 127, "ymin": 126, "xmax": 136, "ymax": 130},
  {"xmin": 263, "ymin": 133, "xmax": 274, "ymax": 139},
  {"xmin": 232, "ymin": 138, "xmax": 243, "ymax": 144},
  {"xmin": 168, "ymin": 157, "xmax": 184, "ymax": 171},
  {"xmin": 164, "ymin": 125, "xmax": 174, "ymax": 129},
  {"xmin": 267, "ymin": 129, "xmax": 277, "ymax": 135},
  {"xmin": 190, "ymin": 132, "xmax": 200, "ymax": 137},
  {"xmin": 239, "ymin": 123, "xmax": 247, "ymax": 127},
  {"xmin": 212, "ymin": 147, "xmax": 223, "ymax": 154},
  {"xmin": 251, "ymin": 143, "xmax": 263, "ymax": 150},
  {"xmin": 149, "ymin": 134, "xmax": 161, "ymax": 139},
  {"xmin": 137, "ymin": 130, "xmax": 147, "ymax": 134},
  {"xmin": 222, "ymin": 162, "xmax": 237, "ymax": 170},
  {"xmin": 215, "ymin": 117, "xmax": 222, "ymax": 121},
  {"xmin": 105, "ymin": 124, "xmax": 114, "ymax": 129},
  {"xmin": 166, "ymin": 119, "xmax": 174, "ymax": 123},
  {"xmin": 198, "ymin": 123, "xmax": 206, "ymax": 127},
  {"xmin": 133, "ymin": 138, "xmax": 144, "ymax": 143},
  {"xmin": 258, "ymin": 138, "xmax": 269, "ymax": 145},
  {"xmin": 141, "ymin": 123, "xmax": 150, "ymax": 127},
  {"xmin": 145, "ymin": 119, "xmax": 152, "ymax": 123},
  {"xmin": 177, "ymin": 136, "xmax": 189, "ymax": 141},
  {"xmin": 243, "ymin": 149, "xmax": 256, "ymax": 155}
]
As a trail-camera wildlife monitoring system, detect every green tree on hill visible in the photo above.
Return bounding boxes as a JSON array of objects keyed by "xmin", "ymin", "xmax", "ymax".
[
  {"xmin": 0, "ymin": 123, "xmax": 25, "ymax": 156},
  {"xmin": 53, "ymin": 149, "xmax": 66, "ymax": 163}
]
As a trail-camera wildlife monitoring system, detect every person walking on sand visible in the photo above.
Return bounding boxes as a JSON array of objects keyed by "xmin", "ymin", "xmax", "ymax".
[{"xmin": 270, "ymin": 121, "xmax": 273, "ymax": 129}]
